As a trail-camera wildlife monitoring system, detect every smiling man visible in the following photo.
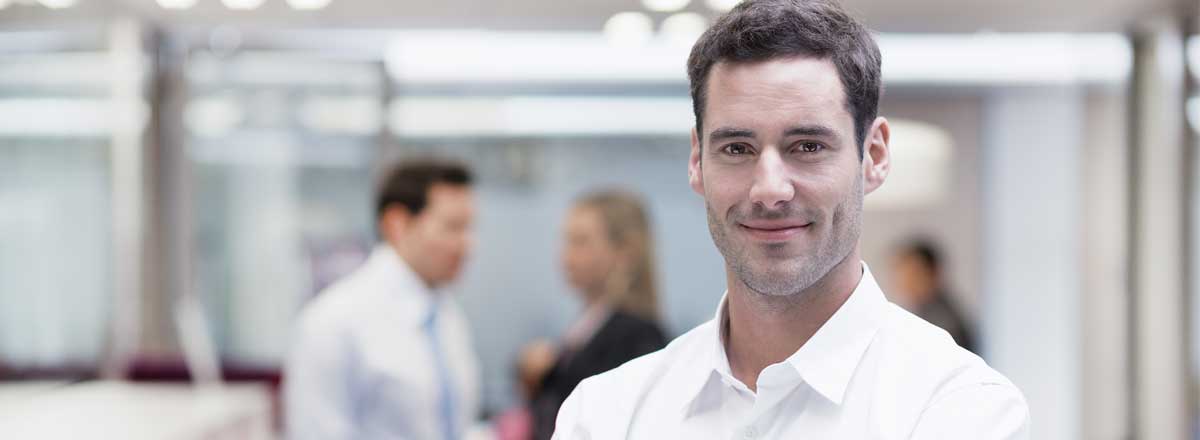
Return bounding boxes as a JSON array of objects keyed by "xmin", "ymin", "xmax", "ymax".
[{"xmin": 550, "ymin": 0, "xmax": 1029, "ymax": 438}]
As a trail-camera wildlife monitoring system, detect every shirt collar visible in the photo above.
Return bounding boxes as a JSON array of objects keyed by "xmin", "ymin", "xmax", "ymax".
[
  {"xmin": 364, "ymin": 243, "xmax": 440, "ymax": 328},
  {"xmin": 785, "ymin": 264, "xmax": 886, "ymax": 404},
  {"xmin": 680, "ymin": 262, "xmax": 887, "ymax": 414}
]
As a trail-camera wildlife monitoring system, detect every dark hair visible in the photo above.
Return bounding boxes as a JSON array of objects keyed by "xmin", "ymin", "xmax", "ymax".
[
  {"xmin": 687, "ymin": 0, "xmax": 882, "ymax": 155},
  {"xmin": 900, "ymin": 239, "xmax": 942, "ymax": 274},
  {"xmin": 375, "ymin": 159, "xmax": 473, "ymax": 219}
]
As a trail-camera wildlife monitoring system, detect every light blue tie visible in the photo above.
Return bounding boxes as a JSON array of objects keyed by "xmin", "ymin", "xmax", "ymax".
[{"xmin": 423, "ymin": 303, "xmax": 460, "ymax": 440}]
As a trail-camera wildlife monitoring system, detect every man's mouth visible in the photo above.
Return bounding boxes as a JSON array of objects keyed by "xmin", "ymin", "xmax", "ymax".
[{"xmin": 737, "ymin": 220, "xmax": 812, "ymax": 241}]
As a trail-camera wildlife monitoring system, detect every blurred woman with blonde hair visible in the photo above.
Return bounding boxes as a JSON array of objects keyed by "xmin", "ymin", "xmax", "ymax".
[{"xmin": 519, "ymin": 189, "xmax": 667, "ymax": 440}]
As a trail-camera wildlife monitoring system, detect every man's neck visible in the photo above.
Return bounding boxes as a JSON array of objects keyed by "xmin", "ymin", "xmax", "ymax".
[
  {"xmin": 724, "ymin": 251, "xmax": 864, "ymax": 392},
  {"xmin": 388, "ymin": 241, "xmax": 437, "ymax": 291}
]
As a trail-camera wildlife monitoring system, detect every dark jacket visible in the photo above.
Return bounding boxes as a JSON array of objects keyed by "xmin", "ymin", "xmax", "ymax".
[
  {"xmin": 531, "ymin": 310, "xmax": 667, "ymax": 440},
  {"xmin": 916, "ymin": 292, "xmax": 976, "ymax": 354}
]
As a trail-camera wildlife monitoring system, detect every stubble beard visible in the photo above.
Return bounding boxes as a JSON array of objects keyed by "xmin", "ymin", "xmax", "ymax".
[{"xmin": 706, "ymin": 179, "xmax": 863, "ymax": 300}]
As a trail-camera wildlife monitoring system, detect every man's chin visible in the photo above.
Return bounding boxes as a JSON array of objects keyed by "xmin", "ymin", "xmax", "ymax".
[{"xmin": 739, "ymin": 267, "xmax": 808, "ymax": 297}]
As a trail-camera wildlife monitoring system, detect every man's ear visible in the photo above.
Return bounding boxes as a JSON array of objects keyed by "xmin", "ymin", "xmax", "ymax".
[
  {"xmin": 862, "ymin": 117, "xmax": 891, "ymax": 195},
  {"xmin": 379, "ymin": 205, "xmax": 413, "ymax": 243},
  {"xmin": 689, "ymin": 128, "xmax": 704, "ymax": 196}
]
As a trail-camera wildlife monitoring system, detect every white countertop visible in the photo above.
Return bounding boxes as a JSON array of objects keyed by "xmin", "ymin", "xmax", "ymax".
[{"xmin": 0, "ymin": 381, "xmax": 273, "ymax": 440}]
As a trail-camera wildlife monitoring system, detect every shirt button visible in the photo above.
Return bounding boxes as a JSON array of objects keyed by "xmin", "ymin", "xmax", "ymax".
[{"xmin": 742, "ymin": 427, "xmax": 758, "ymax": 439}]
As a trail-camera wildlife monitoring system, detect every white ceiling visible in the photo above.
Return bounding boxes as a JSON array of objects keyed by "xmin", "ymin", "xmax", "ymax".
[{"xmin": 0, "ymin": 0, "xmax": 1183, "ymax": 33}]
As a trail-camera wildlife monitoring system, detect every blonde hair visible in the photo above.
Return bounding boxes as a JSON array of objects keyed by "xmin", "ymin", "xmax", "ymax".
[{"xmin": 575, "ymin": 189, "xmax": 661, "ymax": 322}]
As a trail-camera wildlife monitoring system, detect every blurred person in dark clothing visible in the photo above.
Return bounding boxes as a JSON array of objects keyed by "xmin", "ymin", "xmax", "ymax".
[
  {"xmin": 890, "ymin": 240, "xmax": 976, "ymax": 353},
  {"xmin": 519, "ymin": 190, "xmax": 666, "ymax": 440}
]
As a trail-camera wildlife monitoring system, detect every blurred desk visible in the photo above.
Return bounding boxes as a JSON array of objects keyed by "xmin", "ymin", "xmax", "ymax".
[
  {"xmin": 0, "ymin": 381, "xmax": 272, "ymax": 439},
  {"xmin": 0, "ymin": 380, "xmax": 69, "ymax": 411}
]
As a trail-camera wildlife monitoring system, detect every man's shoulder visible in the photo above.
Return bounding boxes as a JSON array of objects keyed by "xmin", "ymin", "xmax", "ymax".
[
  {"xmin": 877, "ymin": 302, "xmax": 1023, "ymax": 404},
  {"xmin": 294, "ymin": 269, "xmax": 375, "ymax": 335},
  {"xmin": 882, "ymin": 306, "xmax": 1029, "ymax": 437}
]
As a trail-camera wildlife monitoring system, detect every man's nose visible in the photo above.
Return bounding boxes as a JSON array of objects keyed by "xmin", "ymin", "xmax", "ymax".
[{"xmin": 748, "ymin": 148, "xmax": 795, "ymax": 209}]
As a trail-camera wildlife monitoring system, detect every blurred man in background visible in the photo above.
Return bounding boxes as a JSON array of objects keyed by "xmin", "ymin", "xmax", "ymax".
[
  {"xmin": 285, "ymin": 160, "xmax": 483, "ymax": 440},
  {"xmin": 890, "ymin": 239, "xmax": 976, "ymax": 353}
]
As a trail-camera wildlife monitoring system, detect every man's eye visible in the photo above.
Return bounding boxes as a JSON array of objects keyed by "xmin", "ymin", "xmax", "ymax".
[
  {"xmin": 798, "ymin": 142, "xmax": 823, "ymax": 153},
  {"xmin": 724, "ymin": 143, "xmax": 751, "ymax": 155}
]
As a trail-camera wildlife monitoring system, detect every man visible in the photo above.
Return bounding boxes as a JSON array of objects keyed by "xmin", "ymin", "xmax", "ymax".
[
  {"xmin": 285, "ymin": 160, "xmax": 481, "ymax": 440},
  {"xmin": 891, "ymin": 239, "xmax": 976, "ymax": 352},
  {"xmin": 552, "ymin": 0, "xmax": 1029, "ymax": 438}
]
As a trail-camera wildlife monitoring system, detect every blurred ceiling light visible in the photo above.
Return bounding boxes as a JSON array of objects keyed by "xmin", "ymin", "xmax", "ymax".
[
  {"xmin": 604, "ymin": 12, "xmax": 654, "ymax": 46},
  {"xmin": 299, "ymin": 96, "xmax": 381, "ymax": 134},
  {"xmin": 156, "ymin": 0, "xmax": 197, "ymax": 10},
  {"xmin": 705, "ymin": 0, "xmax": 739, "ymax": 12},
  {"xmin": 185, "ymin": 96, "xmax": 244, "ymax": 138},
  {"xmin": 0, "ymin": 0, "xmax": 11, "ymax": 10},
  {"xmin": 880, "ymin": 33, "xmax": 1130, "ymax": 84},
  {"xmin": 389, "ymin": 96, "xmax": 693, "ymax": 137},
  {"xmin": 222, "ymin": 0, "xmax": 265, "ymax": 10},
  {"xmin": 286, "ymin": 0, "xmax": 331, "ymax": 10},
  {"xmin": 0, "ymin": 98, "xmax": 110, "ymax": 137},
  {"xmin": 386, "ymin": 31, "xmax": 1128, "ymax": 86},
  {"xmin": 388, "ymin": 31, "xmax": 688, "ymax": 83},
  {"xmin": 661, "ymin": 12, "xmax": 708, "ymax": 46},
  {"xmin": 642, "ymin": 0, "xmax": 689, "ymax": 12},
  {"xmin": 37, "ymin": 0, "xmax": 76, "ymax": 9}
]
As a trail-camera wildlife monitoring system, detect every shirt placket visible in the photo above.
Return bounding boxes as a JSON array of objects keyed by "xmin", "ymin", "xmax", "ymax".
[{"xmin": 737, "ymin": 366, "xmax": 805, "ymax": 440}]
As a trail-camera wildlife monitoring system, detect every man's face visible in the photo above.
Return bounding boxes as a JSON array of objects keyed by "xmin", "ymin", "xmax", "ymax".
[
  {"xmin": 689, "ymin": 56, "xmax": 887, "ymax": 297},
  {"xmin": 400, "ymin": 184, "xmax": 475, "ymax": 288}
]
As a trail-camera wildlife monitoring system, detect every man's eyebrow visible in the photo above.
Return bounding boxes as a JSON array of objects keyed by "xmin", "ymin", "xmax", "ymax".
[
  {"xmin": 783, "ymin": 124, "xmax": 840, "ymax": 140},
  {"xmin": 707, "ymin": 127, "xmax": 756, "ymax": 142}
]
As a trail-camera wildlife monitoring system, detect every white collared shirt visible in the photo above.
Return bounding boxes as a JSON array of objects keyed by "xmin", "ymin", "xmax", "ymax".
[
  {"xmin": 552, "ymin": 264, "xmax": 1029, "ymax": 439},
  {"xmin": 284, "ymin": 244, "xmax": 483, "ymax": 440}
]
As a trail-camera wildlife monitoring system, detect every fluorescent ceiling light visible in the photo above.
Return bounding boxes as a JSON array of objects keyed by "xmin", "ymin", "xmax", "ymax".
[
  {"xmin": 298, "ymin": 96, "xmax": 381, "ymax": 135},
  {"xmin": 156, "ymin": 0, "xmax": 197, "ymax": 10},
  {"xmin": 222, "ymin": 0, "xmax": 265, "ymax": 11},
  {"xmin": 388, "ymin": 31, "xmax": 1129, "ymax": 86},
  {"xmin": 389, "ymin": 96, "xmax": 693, "ymax": 137},
  {"xmin": 389, "ymin": 31, "xmax": 687, "ymax": 83},
  {"xmin": 879, "ymin": 33, "xmax": 1131, "ymax": 85},
  {"xmin": 604, "ymin": 12, "xmax": 654, "ymax": 47},
  {"xmin": 642, "ymin": 0, "xmax": 690, "ymax": 13},
  {"xmin": 0, "ymin": 98, "xmax": 112, "ymax": 137},
  {"xmin": 705, "ymin": 0, "xmax": 739, "ymax": 12},
  {"xmin": 37, "ymin": 0, "xmax": 75, "ymax": 9},
  {"xmin": 660, "ymin": 12, "xmax": 708, "ymax": 46},
  {"xmin": 185, "ymin": 96, "xmax": 244, "ymax": 138},
  {"xmin": 286, "ymin": 0, "xmax": 331, "ymax": 11}
]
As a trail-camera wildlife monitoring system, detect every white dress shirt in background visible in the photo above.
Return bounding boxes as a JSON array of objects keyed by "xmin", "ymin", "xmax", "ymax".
[
  {"xmin": 285, "ymin": 244, "xmax": 484, "ymax": 440},
  {"xmin": 553, "ymin": 264, "xmax": 1029, "ymax": 439}
]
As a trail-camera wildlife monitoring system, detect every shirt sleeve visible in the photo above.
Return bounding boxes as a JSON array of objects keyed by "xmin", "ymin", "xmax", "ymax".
[
  {"xmin": 284, "ymin": 315, "xmax": 357, "ymax": 440},
  {"xmin": 908, "ymin": 383, "xmax": 1030, "ymax": 440}
]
